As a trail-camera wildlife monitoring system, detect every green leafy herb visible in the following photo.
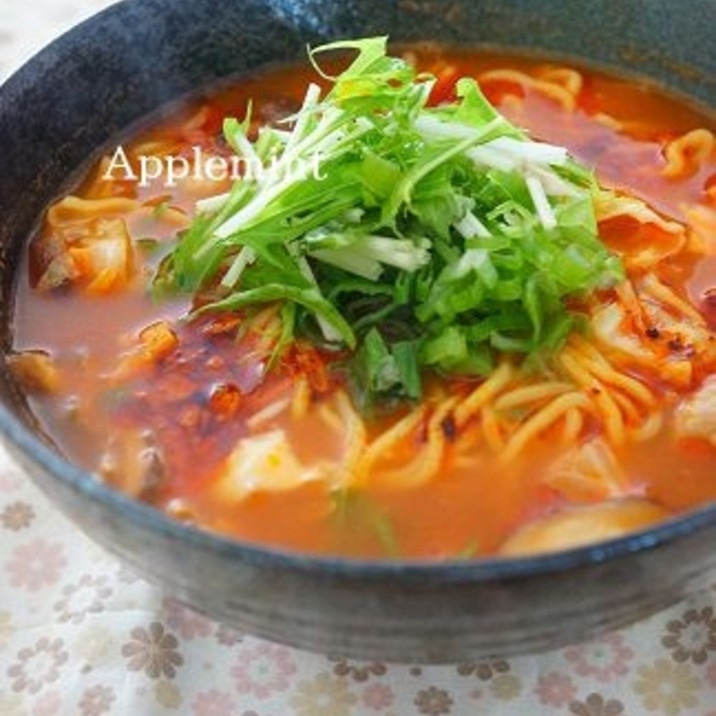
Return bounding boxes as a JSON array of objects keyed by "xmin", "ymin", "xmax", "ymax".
[
  {"xmin": 156, "ymin": 36, "xmax": 623, "ymax": 408},
  {"xmin": 332, "ymin": 488, "xmax": 400, "ymax": 556}
]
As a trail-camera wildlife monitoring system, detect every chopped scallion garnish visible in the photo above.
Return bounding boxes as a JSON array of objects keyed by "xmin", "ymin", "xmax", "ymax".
[{"xmin": 156, "ymin": 37, "xmax": 624, "ymax": 408}]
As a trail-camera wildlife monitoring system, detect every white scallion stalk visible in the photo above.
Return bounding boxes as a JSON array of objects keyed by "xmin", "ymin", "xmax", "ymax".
[
  {"xmin": 526, "ymin": 175, "xmax": 557, "ymax": 230},
  {"xmin": 216, "ymin": 119, "xmax": 373, "ymax": 239},
  {"xmin": 281, "ymin": 83, "xmax": 322, "ymax": 156},
  {"xmin": 465, "ymin": 145, "xmax": 515, "ymax": 172},
  {"xmin": 466, "ymin": 137, "xmax": 568, "ymax": 174},
  {"xmin": 354, "ymin": 236, "xmax": 432, "ymax": 272},
  {"xmin": 278, "ymin": 106, "xmax": 346, "ymax": 171},
  {"xmin": 295, "ymin": 255, "xmax": 343, "ymax": 343},
  {"xmin": 455, "ymin": 248, "xmax": 495, "ymax": 281},
  {"xmin": 529, "ymin": 165, "xmax": 582, "ymax": 197},
  {"xmin": 220, "ymin": 246, "xmax": 257, "ymax": 288},
  {"xmin": 228, "ymin": 126, "xmax": 263, "ymax": 172},
  {"xmin": 491, "ymin": 137, "xmax": 567, "ymax": 166},
  {"xmin": 414, "ymin": 115, "xmax": 481, "ymax": 141},
  {"xmin": 309, "ymin": 248, "xmax": 383, "ymax": 281},
  {"xmin": 454, "ymin": 211, "xmax": 492, "ymax": 239},
  {"xmin": 342, "ymin": 208, "xmax": 365, "ymax": 224},
  {"xmin": 196, "ymin": 192, "xmax": 231, "ymax": 215},
  {"xmin": 214, "ymin": 174, "xmax": 295, "ymax": 238},
  {"xmin": 261, "ymin": 127, "xmax": 292, "ymax": 142}
]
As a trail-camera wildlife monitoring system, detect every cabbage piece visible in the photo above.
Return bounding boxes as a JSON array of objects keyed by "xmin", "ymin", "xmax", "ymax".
[
  {"xmin": 215, "ymin": 429, "xmax": 328, "ymax": 501},
  {"xmin": 675, "ymin": 378, "xmax": 716, "ymax": 444}
]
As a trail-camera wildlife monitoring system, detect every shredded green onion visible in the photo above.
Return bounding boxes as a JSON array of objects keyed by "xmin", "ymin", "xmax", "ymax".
[{"xmin": 156, "ymin": 36, "xmax": 624, "ymax": 408}]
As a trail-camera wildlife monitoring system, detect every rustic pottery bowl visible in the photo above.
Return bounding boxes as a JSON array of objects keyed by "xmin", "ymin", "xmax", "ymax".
[{"xmin": 1, "ymin": 0, "xmax": 715, "ymax": 662}]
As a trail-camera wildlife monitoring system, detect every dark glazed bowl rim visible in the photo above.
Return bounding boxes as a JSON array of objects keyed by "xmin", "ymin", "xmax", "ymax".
[{"xmin": 2, "ymin": 0, "xmax": 716, "ymax": 588}]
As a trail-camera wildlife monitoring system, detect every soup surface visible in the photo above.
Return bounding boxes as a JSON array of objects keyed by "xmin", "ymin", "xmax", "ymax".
[{"xmin": 9, "ymin": 41, "xmax": 716, "ymax": 559}]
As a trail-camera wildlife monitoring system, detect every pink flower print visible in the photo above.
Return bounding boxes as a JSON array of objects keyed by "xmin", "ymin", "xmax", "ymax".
[
  {"xmin": 1, "ymin": 501, "xmax": 35, "ymax": 530},
  {"xmin": 7, "ymin": 638, "xmax": 69, "ymax": 694},
  {"xmin": 191, "ymin": 689, "xmax": 236, "ymax": 716},
  {"xmin": 332, "ymin": 657, "xmax": 387, "ymax": 682},
  {"xmin": 290, "ymin": 673, "xmax": 357, "ymax": 716},
  {"xmin": 162, "ymin": 598, "xmax": 214, "ymax": 640},
  {"xmin": 78, "ymin": 685, "xmax": 115, "ymax": 716},
  {"xmin": 215, "ymin": 623, "xmax": 244, "ymax": 647},
  {"xmin": 535, "ymin": 671, "xmax": 577, "ymax": 708},
  {"xmin": 5, "ymin": 539, "xmax": 67, "ymax": 591},
  {"xmin": 414, "ymin": 686, "xmax": 454, "ymax": 715},
  {"xmin": 231, "ymin": 642, "xmax": 297, "ymax": 699},
  {"xmin": 54, "ymin": 575, "xmax": 113, "ymax": 624},
  {"xmin": 362, "ymin": 682, "xmax": 394, "ymax": 711},
  {"xmin": 121, "ymin": 622, "xmax": 184, "ymax": 679},
  {"xmin": 456, "ymin": 659, "xmax": 510, "ymax": 680},
  {"xmin": 632, "ymin": 658, "xmax": 699, "ymax": 715},
  {"xmin": 32, "ymin": 689, "xmax": 62, "ymax": 716},
  {"xmin": 661, "ymin": 607, "xmax": 716, "ymax": 664},
  {"xmin": 564, "ymin": 633, "xmax": 634, "ymax": 683},
  {"xmin": 569, "ymin": 692, "xmax": 625, "ymax": 716}
]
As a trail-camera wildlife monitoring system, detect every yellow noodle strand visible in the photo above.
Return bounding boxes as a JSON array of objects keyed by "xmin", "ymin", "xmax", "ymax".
[
  {"xmin": 478, "ymin": 68, "xmax": 532, "ymax": 85},
  {"xmin": 628, "ymin": 410, "xmax": 664, "ymax": 442},
  {"xmin": 500, "ymin": 392, "xmax": 590, "ymax": 463},
  {"xmin": 478, "ymin": 69, "xmax": 576, "ymax": 110},
  {"xmin": 593, "ymin": 112, "xmax": 623, "ymax": 130},
  {"xmin": 662, "ymin": 128, "xmax": 715, "ymax": 178},
  {"xmin": 559, "ymin": 407, "xmax": 584, "ymax": 447},
  {"xmin": 318, "ymin": 402, "xmax": 344, "ymax": 433},
  {"xmin": 291, "ymin": 376, "xmax": 311, "ymax": 420},
  {"xmin": 355, "ymin": 406, "xmax": 427, "ymax": 481},
  {"xmin": 640, "ymin": 273, "xmax": 705, "ymax": 323},
  {"xmin": 130, "ymin": 139, "xmax": 180, "ymax": 158},
  {"xmin": 246, "ymin": 397, "xmax": 291, "ymax": 431},
  {"xmin": 537, "ymin": 67, "xmax": 583, "ymax": 96},
  {"xmin": 530, "ymin": 80, "xmax": 577, "ymax": 110},
  {"xmin": 569, "ymin": 336, "xmax": 656, "ymax": 407},
  {"xmin": 369, "ymin": 399, "xmax": 456, "ymax": 490},
  {"xmin": 333, "ymin": 391, "xmax": 367, "ymax": 486},
  {"xmin": 559, "ymin": 349, "xmax": 625, "ymax": 446},
  {"xmin": 683, "ymin": 204, "xmax": 716, "ymax": 254},
  {"xmin": 454, "ymin": 362, "xmax": 514, "ymax": 428},
  {"xmin": 48, "ymin": 196, "xmax": 139, "ymax": 226},
  {"xmin": 251, "ymin": 306, "xmax": 283, "ymax": 356},
  {"xmin": 453, "ymin": 424, "xmax": 482, "ymax": 464},
  {"xmin": 182, "ymin": 105, "xmax": 211, "ymax": 132},
  {"xmin": 251, "ymin": 304, "xmax": 282, "ymax": 332},
  {"xmin": 481, "ymin": 403, "xmax": 506, "ymax": 453},
  {"xmin": 494, "ymin": 381, "xmax": 574, "ymax": 412},
  {"xmin": 611, "ymin": 389, "xmax": 643, "ymax": 425},
  {"xmin": 152, "ymin": 206, "xmax": 190, "ymax": 228},
  {"xmin": 615, "ymin": 280, "xmax": 649, "ymax": 333},
  {"xmin": 567, "ymin": 333, "xmax": 610, "ymax": 366}
]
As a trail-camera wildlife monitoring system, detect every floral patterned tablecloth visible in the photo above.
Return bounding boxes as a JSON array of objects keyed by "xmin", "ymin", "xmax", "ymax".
[{"xmin": 4, "ymin": 4, "xmax": 716, "ymax": 715}]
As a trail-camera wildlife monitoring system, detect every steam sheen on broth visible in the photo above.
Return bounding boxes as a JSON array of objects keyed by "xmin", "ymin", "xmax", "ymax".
[{"xmin": 8, "ymin": 42, "xmax": 716, "ymax": 559}]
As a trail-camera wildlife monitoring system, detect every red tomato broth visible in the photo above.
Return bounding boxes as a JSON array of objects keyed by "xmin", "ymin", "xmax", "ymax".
[{"xmin": 10, "ymin": 48, "xmax": 716, "ymax": 559}]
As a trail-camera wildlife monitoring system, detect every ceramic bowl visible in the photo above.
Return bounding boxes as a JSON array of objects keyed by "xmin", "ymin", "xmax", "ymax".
[{"xmin": 1, "ymin": 0, "xmax": 715, "ymax": 662}]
